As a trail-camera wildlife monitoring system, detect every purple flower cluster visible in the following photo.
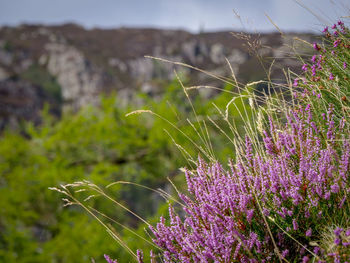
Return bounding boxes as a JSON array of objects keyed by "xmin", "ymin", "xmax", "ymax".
[
  {"xmin": 294, "ymin": 20, "xmax": 349, "ymax": 96},
  {"xmin": 146, "ymin": 105, "xmax": 349, "ymax": 262}
]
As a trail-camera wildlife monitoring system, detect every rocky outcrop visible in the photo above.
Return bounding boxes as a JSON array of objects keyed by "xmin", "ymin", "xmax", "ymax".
[
  {"xmin": 42, "ymin": 43, "xmax": 104, "ymax": 110},
  {"xmin": 0, "ymin": 24, "xmax": 318, "ymax": 129}
]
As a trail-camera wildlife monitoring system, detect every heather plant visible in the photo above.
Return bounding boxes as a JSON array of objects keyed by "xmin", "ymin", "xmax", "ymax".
[
  {"xmin": 104, "ymin": 23, "xmax": 350, "ymax": 262},
  {"xmin": 294, "ymin": 20, "xmax": 350, "ymax": 134},
  {"xmin": 51, "ymin": 20, "xmax": 350, "ymax": 263},
  {"xmin": 133, "ymin": 103, "xmax": 349, "ymax": 262}
]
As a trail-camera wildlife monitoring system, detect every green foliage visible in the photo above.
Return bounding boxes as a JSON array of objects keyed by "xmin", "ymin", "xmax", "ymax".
[{"xmin": 0, "ymin": 81, "xmax": 249, "ymax": 262}]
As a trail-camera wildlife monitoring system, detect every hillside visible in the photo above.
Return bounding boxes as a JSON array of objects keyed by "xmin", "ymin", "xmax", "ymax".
[{"xmin": 0, "ymin": 24, "xmax": 318, "ymax": 129}]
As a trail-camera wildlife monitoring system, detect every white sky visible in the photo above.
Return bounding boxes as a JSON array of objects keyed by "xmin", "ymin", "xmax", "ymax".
[{"xmin": 0, "ymin": 0, "xmax": 349, "ymax": 32}]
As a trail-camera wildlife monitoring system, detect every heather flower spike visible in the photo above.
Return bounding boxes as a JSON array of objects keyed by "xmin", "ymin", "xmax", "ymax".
[{"xmin": 104, "ymin": 254, "xmax": 118, "ymax": 263}]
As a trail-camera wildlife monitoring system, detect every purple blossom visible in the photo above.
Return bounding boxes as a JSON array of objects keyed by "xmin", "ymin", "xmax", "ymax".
[
  {"xmin": 282, "ymin": 249, "xmax": 289, "ymax": 258},
  {"xmin": 293, "ymin": 78, "xmax": 299, "ymax": 87},
  {"xmin": 137, "ymin": 249, "xmax": 144, "ymax": 263},
  {"xmin": 329, "ymin": 73, "xmax": 334, "ymax": 80},
  {"xmin": 104, "ymin": 254, "xmax": 118, "ymax": 263},
  {"xmin": 246, "ymin": 209, "xmax": 254, "ymax": 223},
  {"xmin": 334, "ymin": 227, "xmax": 343, "ymax": 236},
  {"xmin": 334, "ymin": 238, "xmax": 341, "ymax": 245},
  {"xmin": 292, "ymin": 219, "xmax": 298, "ymax": 231},
  {"xmin": 306, "ymin": 228, "xmax": 312, "ymax": 237},
  {"xmin": 346, "ymin": 229, "xmax": 350, "ymax": 237},
  {"xmin": 311, "ymin": 55, "xmax": 317, "ymax": 63},
  {"xmin": 302, "ymin": 256, "xmax": 310, "ymax": 263},
  {"xmin": 313, "ymin": 246, "xmax": 320, "ymax": 254},
  {"xmin": 330, "ymin": 183, "xmax": 340, "ymax": 193},
  {"xmin": 313, "ymin": 43, "xmax": 321, "ymax": 51},
  {"xmin": 302, "ymin": 64, "xmax": 308, "ymax": 71},
  {"xmin": 344, "ymin": 62, "xmax": 347, "ymax": 69},
  {"xmin": 333, "ymin": 39, "xmax": 341, "ymax": 48}
]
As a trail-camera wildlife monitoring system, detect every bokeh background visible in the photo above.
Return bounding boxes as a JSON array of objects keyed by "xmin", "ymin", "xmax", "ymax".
[{"xmin": 0, "ymin": 0, "xmax": 348, "ymax": 262}]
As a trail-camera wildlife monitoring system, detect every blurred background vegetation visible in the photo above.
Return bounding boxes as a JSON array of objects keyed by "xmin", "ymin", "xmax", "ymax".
[{"xmin": 0, "ymin": 78, "xmax": 254, "ymax": 262}]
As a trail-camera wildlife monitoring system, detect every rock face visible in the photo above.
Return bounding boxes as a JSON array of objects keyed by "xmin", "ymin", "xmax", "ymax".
[
  {"xmin": 0, "ymin": 24, "xmax": 318, "ymax": 128},
  {"xmin": 43, "ymin": 43, "xmax": 104, "ymax": 110},
  {"xmin": 0, "ymin": 79, "xmax": 58, "ymax": 130}
]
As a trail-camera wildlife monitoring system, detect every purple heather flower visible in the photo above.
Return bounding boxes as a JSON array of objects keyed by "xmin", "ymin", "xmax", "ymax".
[
  {"xmin": 333, "ymin": 39, "xmax": 341, "ymax": 48},
  {"xmin": 313, "ymin": 43, "xmax": 321, "ymax": 51},
  {"xmin": 302, "ymin": 256, "xmax": 310, "ymax": 263},
  {"xmin": 324, "ymin": 191, "xmax": 331, "ymax": 200},
  {"xmin": 346, "ymin": 229, "xmax": 350, "ymax": 237},
  {"xmin": 311, "ymin": 55, "xmax": 317, "ymax": 63},
  {"xmin": 282, "ymin": 249, "xmax": 289, "ymax": 258},
  {"xmin": 334, "ymin": 238, "xmax": 341, "ymax": 245},
  {"xmin": 305, "ymin": 210, "xmax": 310, "ymax": 218},
  {"xmin": 330, "ymin": 183, "xmax": 340, "ymax": 193},
  {"xmin": 334, "ymin": 227, "xmax": 343, "ymax": 236},
  {"xmin": 313, "ymin": 246, "xmax": 320, "ymax": 254},
  {"xmin": 344, "ymin": 62, "xmax": 347, "ymax": 69},
  {"xmin": 293, "ymin": 78, "xmax": 299, "ymax": 87},
  {"xmin": 329, "ymin": 73, "xmax": 334, "ymax": 80},
  {"xmin": 337, "ymin": 20, "xmax": 344, "ymax": 26},
  {"xmin": 306, "ymin": 228, "xmax": 312, "ymax": 237},
  {"xmin": 292, "ymin": 219, "xmax": 298, "ymax": 231},
  {"xmin": 332, "ymin": 24, "xmax": 337, "ymax": 29},
  {"xmin": 302, "ymin": 64, "xmax": 308, "ymax": 71},
  {"xmin": 246, "ymin": 209, "xmax": 254, "ymax": 223},
  {"xmin": 137, "ymin": 250, "xmax": 144, "ymax": 263},
  {"xmin": 104, "ymin": 255, "xmax": 118, "ymax": 263},
  {"xmin": 311, "ymin": 64, "xmax": 317, "ymax": 76},
  {"xmin": 263, "ymin": 208, "xmax": 270, "ymax": 216},
  {"xmin": 334, "ymin": 30, "xmax": 339, "ymax": 36},
  {"xmin": 322, "ymin": 26, "xmax": 328, "ymax": 33}
]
